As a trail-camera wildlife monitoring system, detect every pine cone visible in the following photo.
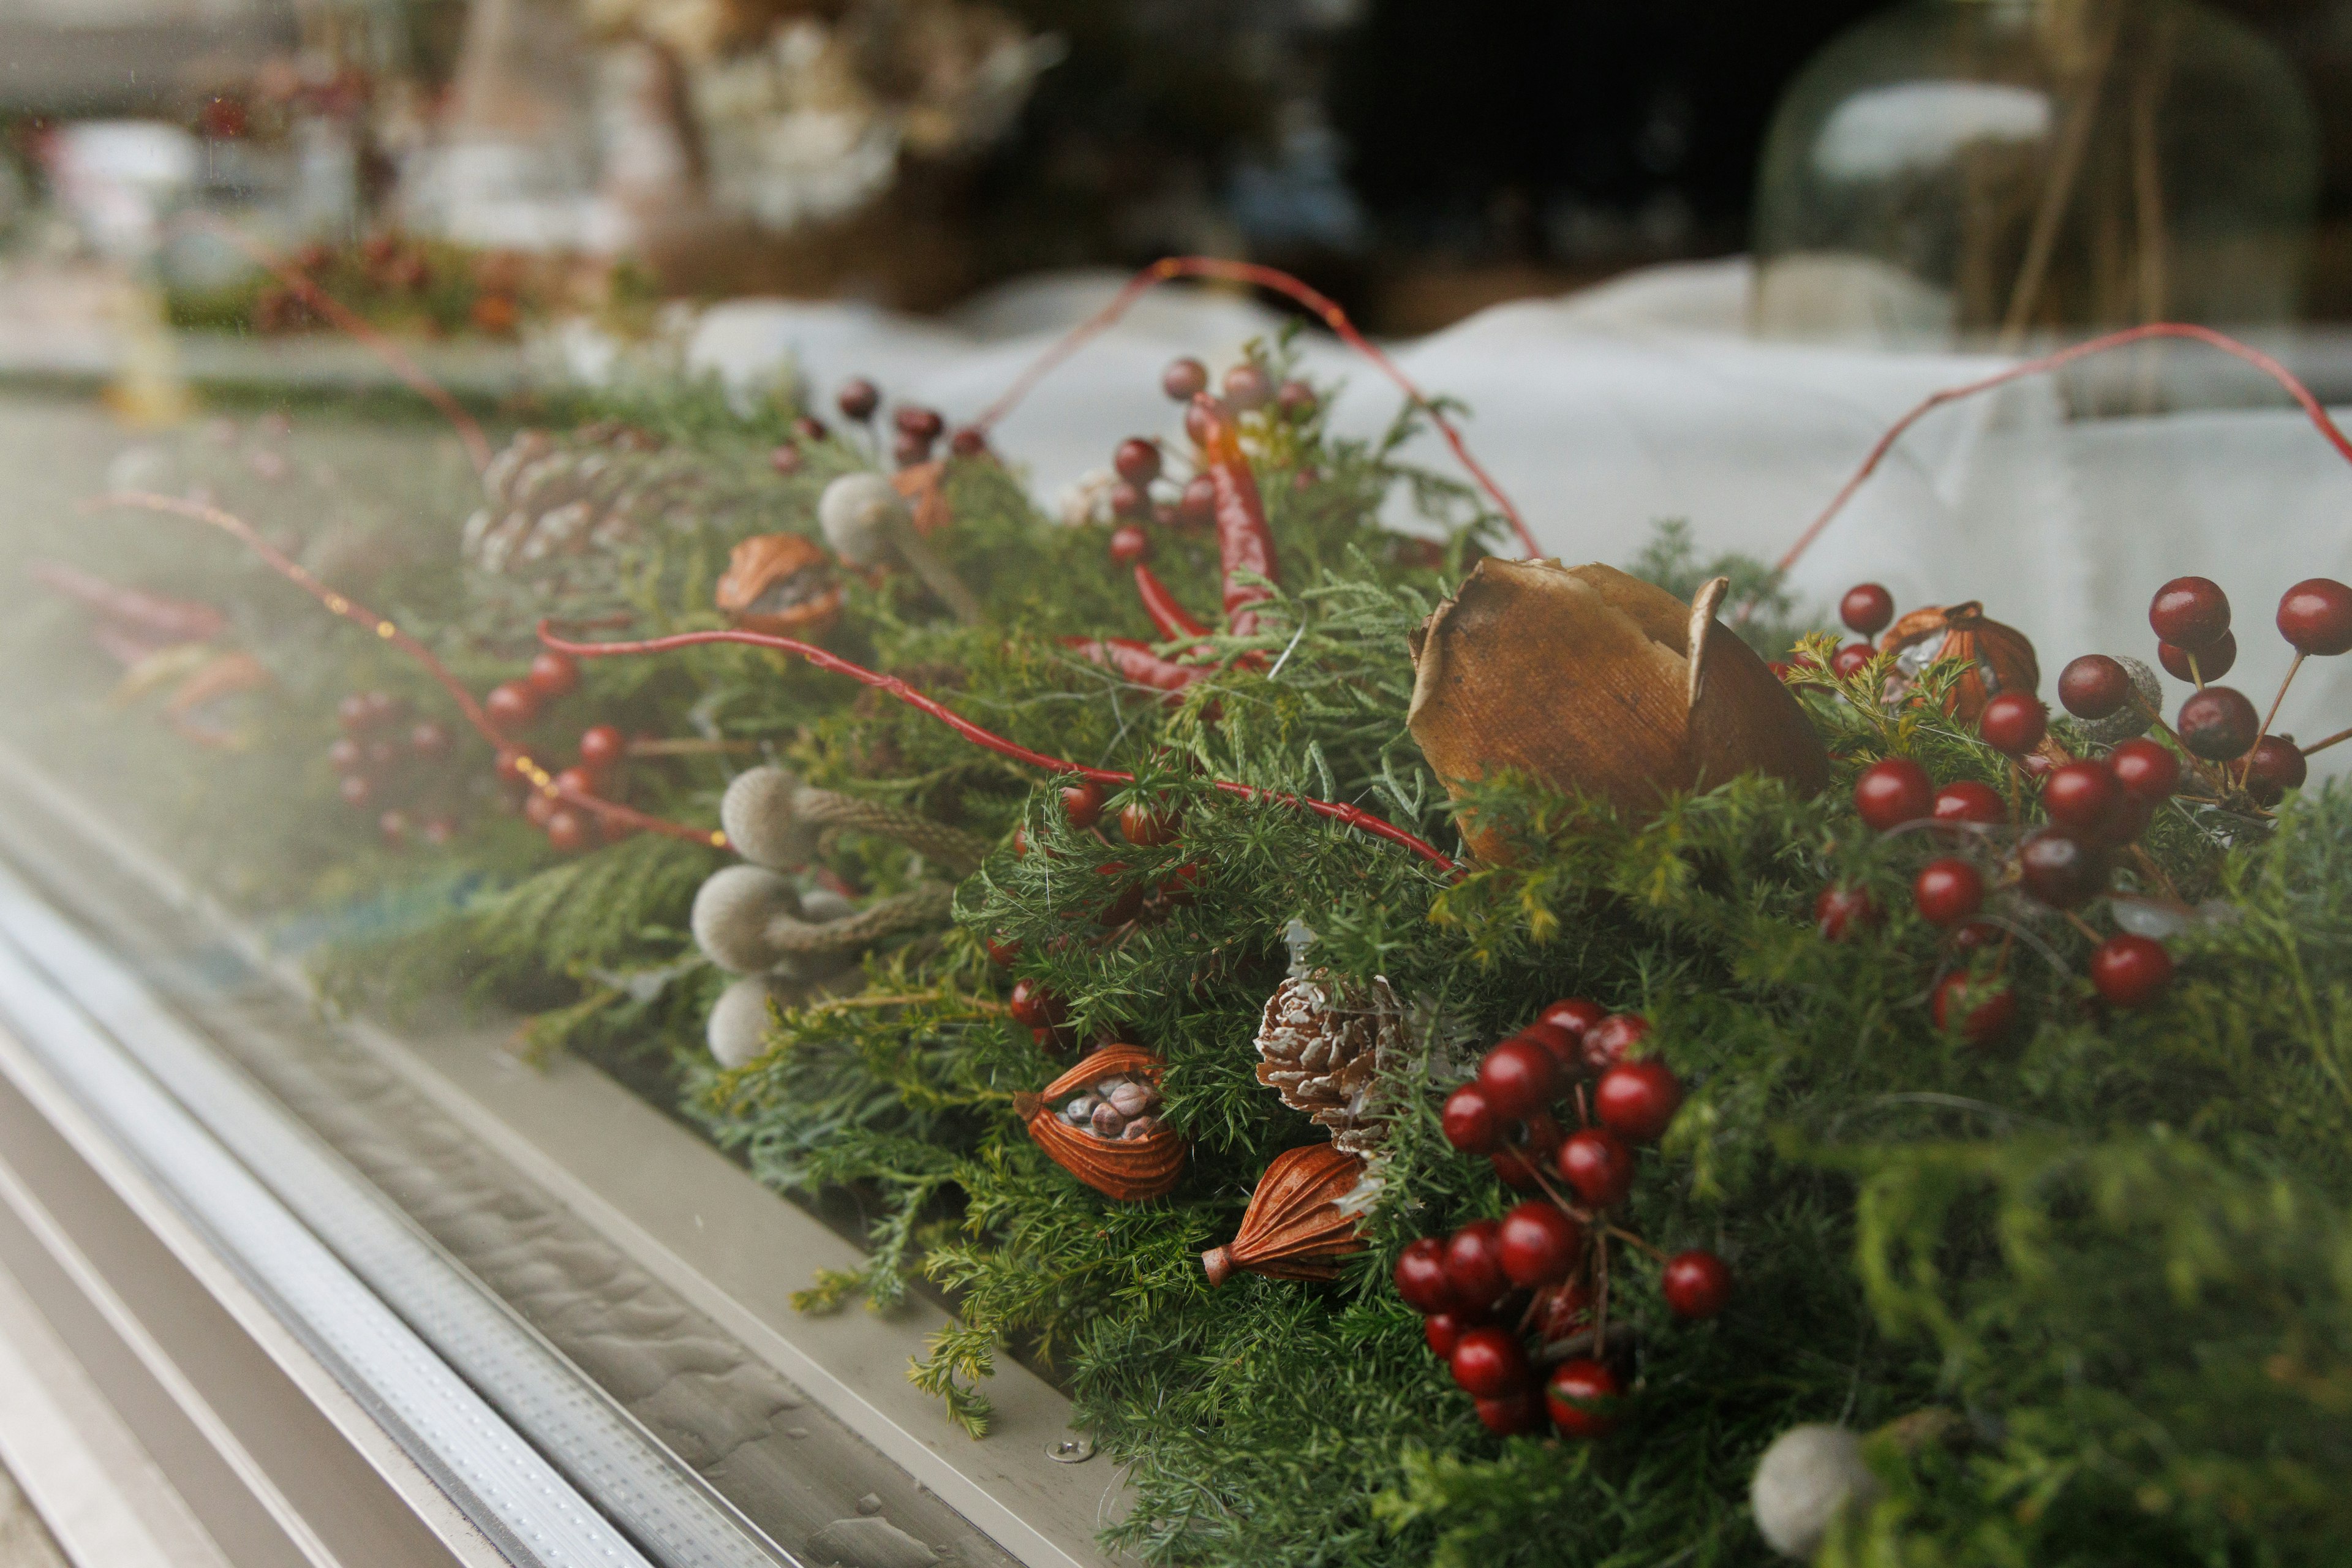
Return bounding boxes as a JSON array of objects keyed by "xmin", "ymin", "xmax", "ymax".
[
  {"xmin": 1253, "ymin": 971, "xmax": 1404, "ymax": 1154},
  {"xmin": 461, "ymin": 423, "xmax": 710, "ymax": 593}
]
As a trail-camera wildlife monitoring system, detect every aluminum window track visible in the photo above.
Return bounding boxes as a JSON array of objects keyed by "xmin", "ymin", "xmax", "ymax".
[{"xmin": 0, "ymin": 860, "xmax": 796, "ymax": 1568}]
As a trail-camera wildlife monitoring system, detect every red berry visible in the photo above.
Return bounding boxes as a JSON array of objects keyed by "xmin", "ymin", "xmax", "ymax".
[
  {"xmin": 1580, "ymin": 1013, "xmax": 1648, "ymax": 1074},
  {"xmin": 1161, "ymin": 356, "xmax": 1208, "ymax": 401},
  {"xmin": 1661, "ymin": 1250, "xmax": 1733, "ymax": 1319},
  {"xmin": 894, "ymin": 430, "xmax": 935, "ymax": 467},
  {"xmin": 1277, "ymin": 380, "xmax": 1319, "ymax": 420},
  {"xmin": 2158, "ymin": 631, "xmax": 2236, "ymax": 682},
  {"xmin": 1442, "ymin": 1221, "xmax": 1511, "ymax": 1311},
  {"xmin": 1912, "ymin": 858, "xmax": 1984, "ymax": 927},
  {"xmin": 794, "ymin": 415, "xmax": 829, "ymax": 443},
  {"xmin": 1977, "ymin": 692, "xmax": 2048, "ymax": 756},
  {"xmin": 1514, "ymin": 1021, "xmax": 1578, "ymax": 1067},
  {"xmin": 1107, "ymin": 480, "xmax": 1147, "ymax": 519},
  {"xmin": 985, "ymin": 933, "xmax": 1021, "ymax": 967},
  {"xmin": 1536, "ymin": 1279, "xmax": 1593, "ymax": 1343},
  {"xmin": 2057, "ymin": 654, "xmax": 2132, "ymax": 720},
  {"xmin": 2090, "ymin": 789, "xmax": 2155, "ymax": 847},
  {"xmin": 1008, "ymin": 979, "xmax": 1068, "ymax": 1030},
  {"xmin": 1933, "ymin": 780, "xmax": 2006, "ymax": 826},
  {"xmin": 420, "ymin": 816, "xmax": 457, "ymax": 846},
  {"xmin": 379, "ymin": 809, "xmax": 410, "ymax": 846},
  {"xmin": 485, "ymin": 680, "xmax": 540, "ymax": 730},
  {"xmin": 2150, "ymin": 576, "xmax": 2230, "ymax": 647},
  {"xmin": 1476, "ymin": 1038, "xmax": 1559, "ymax": 1121},
  {"xmin": 1595, "ymin": 1061, "xmax": 1683, "ymax": 1144},
  {"xmin": 1222, "ymin": 363, "xmax": 1272, "ymax": 411},
  {"xmin": 1449, "ymin": 1325, "xmax": 1531, "ymax": 1398},
  {"xmin": 1498, "ymin": 1200, "xmax": 1584, "ymax": 1288},
  {"xmin": 2108, "ymin": 737, "xmax": 2180, "ymax": 801},
  {"xmin": 546, "ymin": 808, "xmax": 591, "ymax": 853},
  {"xmin": 1539, "ymin": 998, "xmax": 1607, "ymax": 1047},
  {"xmin": 1815, "ymin": 884, "xmax": 1877, "ymax": 941},
  {"xmin": 2177, "ymin": 686, "xmax": 2259, "ymax": 760},
  {"xmin": 1933, "ymin": 970, "xmax": 2017, "ymax": 1044},
  {"xmin": 1441, "ymin": 1085, "xmax": 1499, "ymax": 1153},
  {"xmin": 1544, "ymin": 1358, "xmax": 1621, "ymax": 1438},
  {"xmin": 328, "ymin": 736, "xmax": 366, "ymax": 773},
  {"xmin": 409, "ymin": 719, "xmax": 451, "ymax": 759},
  {"xmin": 836, "ymin": 377, "xmax": 880, "ymax": 421},
  {"xmin": 1119, "ymin": 801, "xmax": 1179, "ymax": 846},
  {"xmin": 2244, "ymin": 735, "xmax": 2307, "ymax": 807},
  {"xmin": 339, "ymin": 772, "xmax": 374, "ymax": 807},
  {"xmin": 1393, "ymin": 1238, "xmax": 1458, "ymax": 1314},
  {"xmin": 1156, "ymin": 863, "xmax": 1200, "ymax": 906},
  {"xmin": 1095, "ymin": 867, "xmax": 1145, "ymax": 927},
  {"xmin": 1176, "ymin": 474, "xmax": 1217, "ymax": 527},
  {"xmin": 579, "ymin": 724, "xmax": 627, "ymax": 770},
  {"xmin": 1854, "ymin": 758, "xmax": 1935, "ymax": 831},
  {"xmin": 2278, "ymin": 578, "xmax": 2352, "ymax": 656},
  {"xmin": 553, "ymin": 765, "xmax": 601, "ymax": 801},
  {"xmin": 949, "ymin": 427, "xmax": 987, "ymax": 458},
  {"xmin": 1059, "ymin": 778, "xmax": 1104, "ymax": 829},
  {"xmin": 1557, "ymin": 1128, "xmax": 1635, "ymax": 1207},
  {"xmin": 524, "ymin": 790, "xmax": 558, "ymax": 828},
  {"xmin": 1951, "ymin": 919, "xmax": 2000, "ymax": 952},
  {"xmin": 1108, "ymin": 524, "xmax": 1150, "ymax": 565},
  {"xmin": 1490, "ymin": 1110, "xmax": 1564, "ymax": 1190},
  {"xmin": 337, "ymin": 692, "xmax": 377, "ymax": 733},
  {"xmin": 1472, "ymin": 1389, "xmax": 1546, "ymax": 1436},
  {"xmin": 2090, "ymin": 933, "xmax": 2174, "ymax": 1006},
  {"xmin": 893, "ymin": 405, "xmax": 945, "ymax": 441},
  {"xmin": 2019, "ymin": 828, "xmax": 2107, "ymax": 907},
  {"xmin": 1425, "ymin": 1311, "xmax": 1477, "ymax": 1359},
  {"xmin": 1113, "ymin": 438, "xmax": 1161, "ymax": 486},
  {"xmin": 526, "ymin": 649, "xmax": 578, "ymax": 698},
  {"xmin": 1841, "ymin": 583, "xmax": 1895, "ymax": 636},
  {"xmin": 1829, "ymin": 643, "xmax": 1874, "ymax": 678},
  {"xmin": 2041, "ymin": 760, "xmax": 2120, "ymax": 831},
  {"xmin": 770, "ymin": 444, "xmax": 802, "ymax": 475}
]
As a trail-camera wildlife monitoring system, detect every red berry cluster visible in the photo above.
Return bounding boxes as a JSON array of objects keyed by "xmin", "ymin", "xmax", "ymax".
[
  {"xmin": 510, "ymin": 722, "xmax": 634, "ymax": 854},
  {"xmin": 1093, "ymin": 356, "xmax": 1322, "ymax": 565},
  {"xmin": 769, "ymin": 379, "xmax": 978, "ymax": 476},
  {"xmin": 992, "ymin": 780, "xmax": 1200, "ymax": 1048},
  {"xmin": 327, "ymin": 690, "xmax": 459, "ymax": 848},
  {"xmin": 1399, "ymin": 1002, "xmax": 1728, "ymax": 1438}
]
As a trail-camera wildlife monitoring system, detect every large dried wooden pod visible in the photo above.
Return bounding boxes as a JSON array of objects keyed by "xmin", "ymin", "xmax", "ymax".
[
  {"xmin": 1013, "ymin": 1044, "xmax": 1186, "ymax": 1202},
  {"xmin": 1877, "ymin": 601, "xmax": 2039, "ymax": 722},
  {"xmin": 1407, "ymin": 559, "xmax": 1829, "ymax": 860},
  {"xmin": 1201, "ymin": 1144, "xmax": 1370, "ymax": 1287},
  {"xmin": 714, "ymin": 532, "xmax": 845, "ymax": 639}
]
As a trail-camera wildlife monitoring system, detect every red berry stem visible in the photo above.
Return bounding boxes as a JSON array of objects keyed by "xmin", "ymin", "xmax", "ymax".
[
  {"xmin": 2300, "ymin": 723, "xmax": 2352, "ymax": 757},
  {"xmin": 2244, "ymin": 650, "xmax": 2307, "ymax": 786},
  {"xmin": 1131, "ymin": 564, "xmax": 1212, "ymax": 643},
  {"xmin": 1779, "ymin": 322, "xmax": 2352, "ymax": 577},
  {"xmin": 1601, "ymin": 1224, "xmax": 1671, "ymax": 1265},
  {"xmin": 964, "ymin": 254, "xmax": 1541, "ymax": 559},
  {"xmin": 537, "ymin": 622, "xmax": 1462, "ymax": 872}
]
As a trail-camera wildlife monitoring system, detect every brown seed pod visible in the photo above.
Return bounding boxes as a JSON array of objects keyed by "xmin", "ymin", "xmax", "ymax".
[
  {"xmin": 1406, "ymin": 560, "xmax": 1828, "ymax": 860},
  {"xmin": 1200, "ymin": 1143, "xmax": 1371, "ymax": 1287},
  {"xmin": 1013, "ymin": 1044, "xmax": 1186, "ymax": 1202},
  {"xmin": 1878, "ymin": 601, "xmax": 2039, "ymax": 722},
  {"xmin": 715, "ymin": 532, "xmax": 845, "ymax": 639},
  {"xmin": 893, "ymin": 459, "xmax": 953, "ymax": 537}
]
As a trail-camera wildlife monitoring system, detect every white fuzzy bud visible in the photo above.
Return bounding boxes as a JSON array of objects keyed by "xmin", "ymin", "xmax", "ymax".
[
  {"xmin": 707, "ymin": 974, "xmax": 791, "ymax": 1069},
  {"xmin": 720, "ymin": 766, "xmax": 815, "ymax": 869},
  {"xmin": 690, "ymin": 864, "xmax": 802, "ymax": 974},
  {"xmin": 1751, "ymin": 1424, "xmax": 1879, "ymax": 1559},
  {"xmin": 818, "ymin": 472, "xmax": 910, "ymax": 568}
]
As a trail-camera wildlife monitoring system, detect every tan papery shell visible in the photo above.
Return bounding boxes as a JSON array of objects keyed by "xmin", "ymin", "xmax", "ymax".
[
  {"xmin": 1406, "ymin": 559, "xmax": 1830, "ymax": 861},
  {"xmin": 1014, "ymin": 1043, "xmax": 1186, "ymax": 1202},
  {"xmin": 893, "ymin": 461, "xmax": 952, "ymax": 537},
  {"xmin": 714, "ymin": 532, "xmax": 845, "ymax": 639},
  {"xmin": 1200, "ymin": 1144, "xmax": 1369, "ymax": 1287},
  {"xmin": 1877, "ymin": 601, "xmax": 2039, "ymax": 721}
]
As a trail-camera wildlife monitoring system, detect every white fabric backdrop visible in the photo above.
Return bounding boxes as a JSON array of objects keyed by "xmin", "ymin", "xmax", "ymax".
[{"xmin": 676, "ymin": 258, "xmax": 2352, "ymax": 773}]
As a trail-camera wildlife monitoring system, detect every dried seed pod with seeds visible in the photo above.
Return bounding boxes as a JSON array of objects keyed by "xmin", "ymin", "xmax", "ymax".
[
  {"xmin": 1877, "ymin": 601, "xmax": 2040, "ymax": 721},
  {"xmin": 1014, "ymin": 1044, "xmax": 1186, "ymax": 1201}
]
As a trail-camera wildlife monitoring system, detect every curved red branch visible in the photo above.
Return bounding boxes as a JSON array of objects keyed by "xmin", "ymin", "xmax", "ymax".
[
  {"xmin": 535, "ymin": 622, "xmax": 1460, "ymax": 872},
  {"xmin": 970, "ymin": 255, "xmax": 1541, "ymax": 560},
  {"xmin": 1779, "ymin": 322, "xmax": 2352, "ymax": 576}
]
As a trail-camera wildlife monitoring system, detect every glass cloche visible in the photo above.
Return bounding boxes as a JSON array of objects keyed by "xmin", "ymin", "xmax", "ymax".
[{"xmin": 1751, "ymin": 0, "xmax": 2318, "ymax": 349}]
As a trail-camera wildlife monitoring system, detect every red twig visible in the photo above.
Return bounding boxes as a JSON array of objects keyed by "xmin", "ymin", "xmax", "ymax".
[
  {"xmin": 536, "ymin": 623, "xmax": 1461, "ymax": 872},
  {"xmin": 968, "ymin": 255, "xmax": 1542, "ymax": 560},
  {"xmin": 1780, "ymin": 322, "xmax": 2352, "ymax": 576},
  {"xmin": 185, "ymin": 215, "xmax": 494, "ymax": 473},
  {"xmin": 83, "ymin": 491, "xmax": 721, "ymax": 849}
]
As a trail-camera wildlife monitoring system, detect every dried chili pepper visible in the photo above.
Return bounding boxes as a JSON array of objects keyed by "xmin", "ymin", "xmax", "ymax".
[
  {"xmin": 1061, "ymin": 636, "xmax": 1202, "ymax": 701},
  {"xmin": 1189, "ymin": 396, "xmax": 1278, "ymax": 637},
  {"xmin": 1133, "ymin": 564, "xmax": 1210, "ymax": 644}
]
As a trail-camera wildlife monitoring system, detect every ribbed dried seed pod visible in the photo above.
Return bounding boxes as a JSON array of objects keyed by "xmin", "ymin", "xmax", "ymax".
[
  {"xmin": 714, "ymin": 532, "xmax": 845, "ymax": 639},
  {"xmin": 1014, "ymin": 1044, "xmax": 1186, "ymax": 1201},
  {"xmin": 1408, "ymin": 560, "xmax": 1828, "ymax": 861},
  {"xmin": 1878, "ymin": 601, "xmax": 2040, "ymax": 721},
  {"xmin": 1201, "ymin": 1144, "xmax": 1371, "ymax": 1286},
  {"xmin": 1253, "ymin": 971, "xmax": 1404, "ymax": 1154}
]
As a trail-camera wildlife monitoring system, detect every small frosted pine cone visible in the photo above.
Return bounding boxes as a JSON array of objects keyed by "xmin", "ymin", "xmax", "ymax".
[{"xmin": 1253, "ymin": 970, "xmax": 1405, "ymax": 1154}]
